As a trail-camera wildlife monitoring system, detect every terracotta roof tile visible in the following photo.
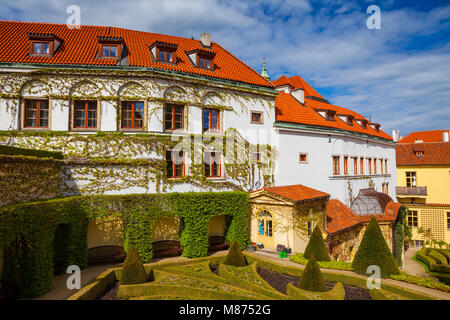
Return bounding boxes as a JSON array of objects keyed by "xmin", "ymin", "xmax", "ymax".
[
  {"xmin": 0, "ymin": 20, "xmax": 273, "ymax": 88},
  {"xmin": 396, "ymin": 142, "xmax": 450, "ymax": 165},
  {"xmin": 398, "ymin": 130, "xmax": 449, "ymax": 143},
  {"xmin": 326, "ymin": 199, "xmax": 400, "ymax": 235},
  {"xmin": 274, "ymin": 91, "xmax": 393, "ymax": 140},
  {"xmin": 263, "ymin": 184, "xmax": 329, "ymax": 203},
  {"xmin": 272, "ymin": 75, "xmax": 326, "ymax": 100}
]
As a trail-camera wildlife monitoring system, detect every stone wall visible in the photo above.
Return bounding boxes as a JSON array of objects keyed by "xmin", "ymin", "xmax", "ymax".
[
  {"xmin": 328, "ymin": 221, "xmax": 394, "ymax": 262},
  {"xmin": 0, "ymin": 155, "xmax": 62, "ymax": 206}
]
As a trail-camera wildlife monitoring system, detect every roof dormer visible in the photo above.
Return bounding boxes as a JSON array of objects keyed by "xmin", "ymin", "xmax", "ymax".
[
  {"xmin": 316, "ymin": 109, "xmax": 336, "ymax": 121},
  {"xmin": 338, "ymin": 114, "xmax": 355, "ymax": 126},
  {"xmin": 355, "ymin": 119, "xmax": 368, "ymax": 129},
  {"xmin": 149, "ymin": 41, "xmax": 178, "ymax": 64},
  {"xmin": 186, "ymin": 49, "xmax": 215, "ymax": 71},
  {"xmin": 97, "ymin": 37, "xmax": 123, "ymax": 59},
  {"xmin": 28, "ymin": 33, "xmax": 61, "ymax": 57},
  {"xmin": 369, "ymin": 122, "xmax": 381, "ymax": 132}
]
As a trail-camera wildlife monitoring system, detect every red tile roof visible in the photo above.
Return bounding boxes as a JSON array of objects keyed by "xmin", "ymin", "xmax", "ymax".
[
  {"xmin": 326, "ymin": 199, "xmax": 361, "ymax": 234},
  {"xmin": 0, "ymin": 20, "xmax": 273, "ymax": 88},
  {"xmin": 272, "ymin": 75, "xmax": 326, "ymax": 100},
  {"xmin": 326, "ymin": 199, "xmax": 400, "ymax": 235},
  {"xmin": 398, "ymin": 130, "xmax": 449, "ymax": 144},
  {"xmin": 274, "ymin": 91, "xmax": 393, "ymax": 140},
  {"xmin": 396, "ymin": 142, "xmax": 450, "ymax": 166},
  {"xmin": 263, "ymin": 184, "xmax": 329, "ymax": 203}
]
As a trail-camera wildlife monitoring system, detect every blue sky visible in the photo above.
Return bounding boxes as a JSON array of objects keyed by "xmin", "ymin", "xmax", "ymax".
[{"xmin": 1, "ymin": 0, "xmax": 449, "ymax": 138}]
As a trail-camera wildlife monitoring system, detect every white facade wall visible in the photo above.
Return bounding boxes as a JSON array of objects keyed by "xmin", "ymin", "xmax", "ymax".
[
  {"xmin": 0, "ymin": 67, "xmax": 277, "ymax": 195},
  {"xmin": 274, "ymin": 128, "xmax": 397, "ymax": 206}
]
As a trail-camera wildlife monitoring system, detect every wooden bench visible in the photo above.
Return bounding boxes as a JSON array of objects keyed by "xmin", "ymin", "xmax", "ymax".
[
  {"xmin": 208, "ymin": 235, "xmax": 229, "ymax": 252},
  {"xmin": 152, "ymin": 240, "xmax": 182, "ymax": 258},
  {"xmin": 87, "ymin": 245, "xmax": 126, "ymax": 265}
]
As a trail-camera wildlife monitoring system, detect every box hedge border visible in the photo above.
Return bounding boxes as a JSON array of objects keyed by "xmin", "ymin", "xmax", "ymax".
[{"xmin": 0, "ymin": 144, "xmax": 64, "ymax": 159}]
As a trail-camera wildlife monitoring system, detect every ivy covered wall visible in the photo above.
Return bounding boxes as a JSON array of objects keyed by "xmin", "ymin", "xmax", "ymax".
[
  {"xmin": 0, "ymin": 155, "xmax": 62, "ymax": 206},
  {"xmin": 0, "ymin": 191, "xmax": 249, "ymax": 298},
  {"xmin": 0, "ymin": 130, "xmax": 276, "ymax": 195}
]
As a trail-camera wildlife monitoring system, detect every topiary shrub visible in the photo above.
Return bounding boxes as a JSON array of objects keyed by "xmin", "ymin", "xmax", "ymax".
[
  {"xmin": 352, "ymin": 217, "xmax": 400, "ymax": 278},
  {"xmin": 119, "ymin": 245, "xmax": 147, "ymax": 285},
  {"xmin": 224, "ymin": 240, "xmax": 247, "ymax": 267},
  {"xmin": 298, "ymin": 254, "xmax": 328, "ymax": 292},
  {"xmin": 428, "ymin": 249, "xmax": 447, "ymax": 265},
  {"xmin": 304, "ymin": 225, "xmax": 330, "ymax": 262}
]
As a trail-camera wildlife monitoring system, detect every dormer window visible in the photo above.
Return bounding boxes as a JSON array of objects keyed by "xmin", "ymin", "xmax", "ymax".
[
  {"xmin": 28, "ymin": 33, "xmax": 60, "ymax": 57},
  {"xmin": 199, "ymin": 57, "xmax": 211, "ymax": 69},
  {"xmin": 32, "ymin": 41, "xmax": 50, "ymax": 55},
  {"xmin": 187, "ymin": 49, "xmax": 215, "ymax": 70},
  {"xmin": 150, "ymin": 41, "xmax": 178, "ymax": 64},
  {"xmin": 97, "ymin": 37, "xmax": 123, "ymax": 59},
  {"xmin": 346, "ymin": 115, "xmax": 354, "ymax": 126},
  {"xmin": 159, "ymin": 50, "xmax": 173, "ymax": 62},
  {"xmin": 356, "ymin": 119, "xmax": 368, "ymax": 129},
  {"xmin": 326, "ymin": 111, "xmax": 335, "ymax": 121},
  {"xmin": 369, "ymin": 123, "xmax": 381, "ymax": 132},
  {"xmin": 101, "ymin": 44, "xmax": 118, "ymax": 57}
]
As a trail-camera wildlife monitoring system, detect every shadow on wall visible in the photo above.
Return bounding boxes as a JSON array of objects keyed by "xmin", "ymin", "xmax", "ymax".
[{"xmin": 87, "ymin": 216, "xmax": 125, "ymax": 249}]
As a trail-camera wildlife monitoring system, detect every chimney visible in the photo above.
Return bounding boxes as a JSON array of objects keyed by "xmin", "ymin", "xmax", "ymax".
[
  {"xmin": 291, "ymin": 88, "xmax": 304, "ymax": 104},
  {"xmin": 392, "ymin": 130, "xmax": 399, "ymax": 142},
  {"xmin": 200, "ymin": 33, "xmax": 211, "ymax": 47},
  {"xmin": 443, "ymin": 131, "xmax": 449, "ymax": 142}
]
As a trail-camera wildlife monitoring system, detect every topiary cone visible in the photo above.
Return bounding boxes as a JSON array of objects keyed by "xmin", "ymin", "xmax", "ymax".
[
  {"xmin": 304, "ymin": 225, "xmax": 330, "ymax": 262},
  {"xmin": 298, "ymin": 254, "xmax": 328, "ymax": 292},
  {"xmin": 119, "ymin": 245, "xmax": 147, "ymax": 285},
  {"xmin": 224, "ymin": 240, "xmax": 247, "ymax": 267},
  {"xmin": 351, "ymin": 217, "xmax": 400, "ymax": 278}
]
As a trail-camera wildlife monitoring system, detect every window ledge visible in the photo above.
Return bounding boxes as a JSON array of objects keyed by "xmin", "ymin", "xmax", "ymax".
[
  {"xmin": 21, "ymin": 127, "xmax": 50, "ymax": 131},
  {"xmin": 329, "ymin": 174, "xmax": 391, "ymax": 180},
  {"xmin": 205, "ymin": 177, "xmax": 226, "ymax": 182}
]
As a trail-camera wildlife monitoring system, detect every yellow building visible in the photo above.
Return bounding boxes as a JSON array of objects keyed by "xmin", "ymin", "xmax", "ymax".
[
  {"xmin": 249, "ymin": 184, "xmax": 329, "ymax": 253},
  {"xmin": 396, "ymin": 130, "xmax": 450, "ymax": 246}
]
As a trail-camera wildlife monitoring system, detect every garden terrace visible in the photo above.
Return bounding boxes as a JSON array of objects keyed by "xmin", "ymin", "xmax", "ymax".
[
  {"xmin": 0, "ymin": 191, "xmax": 249, "ymax": 298},
  {"xmin": 68, "ymin": 252, "xmax": 446, "ymax": 300}
]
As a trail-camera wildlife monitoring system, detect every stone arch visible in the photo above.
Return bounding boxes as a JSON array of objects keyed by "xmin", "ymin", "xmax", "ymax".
[
  {"xmin": 163, "ymin": 85, "xmax": 187, "ymax": 102},
  {"xmin": 69, "ymin": 80, "xmax": 101, "ymax": 99},
  {"xmin": 117, "ymin": 81, "xmax": 147, "ymax": 99},
  {"xmin": 19, "ymin": 79, "xmax": 51, "ymax": 97}
]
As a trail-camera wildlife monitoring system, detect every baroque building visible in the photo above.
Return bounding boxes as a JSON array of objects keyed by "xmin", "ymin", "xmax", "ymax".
[{"xmin": 0, "ymin": 20, "xmax": 278, "ymax": 197}]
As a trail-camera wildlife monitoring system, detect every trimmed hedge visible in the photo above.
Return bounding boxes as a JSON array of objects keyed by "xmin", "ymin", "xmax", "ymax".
[
  {"xmin": 0, "ymin": 144, "xmax": 63, "ymax": 159},
  {"xmin": 428, "ymin": 249, "xmax": 447, "ymax": 265},
  {"xmin": 245, "ymin": 253, "xmax": 435, "ymax": 300},
  {"xmin": 351, "ymin": 217, "xmax": 400, "ymax": 278},
  {"xmin": 436, "ymin": 249, "xmax": 450, "ymax": 263},
  {"xmin": 67, "ymin": 268, "xmax": 117, "ymax": 300},
  {"xmin": 119, "ymin": 245, "xmax": 147, "ymax": 285},
  {"xmin": 0, "ymin": 191, "xmax": 249, "ymax": 298},
  {"xmin": 298, "ymin": 255, "xmax": 328, "ymax": 292},
  {"xmin": 287, "ymin": 282, "xmax": 345, "ymax": 300},
  {"xmin": 415, "ymin": 249, "xmax": 435, "ymax": 269},
  {"xmin": 1, "ymin": 197, "xmax": 88, "ymax": 298},
  {"xmin": 390, "ymin": 273, "xmax": 450, "ymax": 293},
  {"xmin": 224, "ymin": 240, "xmax": 247, "ymax": 267},
  {"xmin": 290, "ymin": 253, "xmax": 353, "ymax": 271},
  {"xmin": 303, "ymin": 225, "xmax": 330, "ymax": 262}
]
